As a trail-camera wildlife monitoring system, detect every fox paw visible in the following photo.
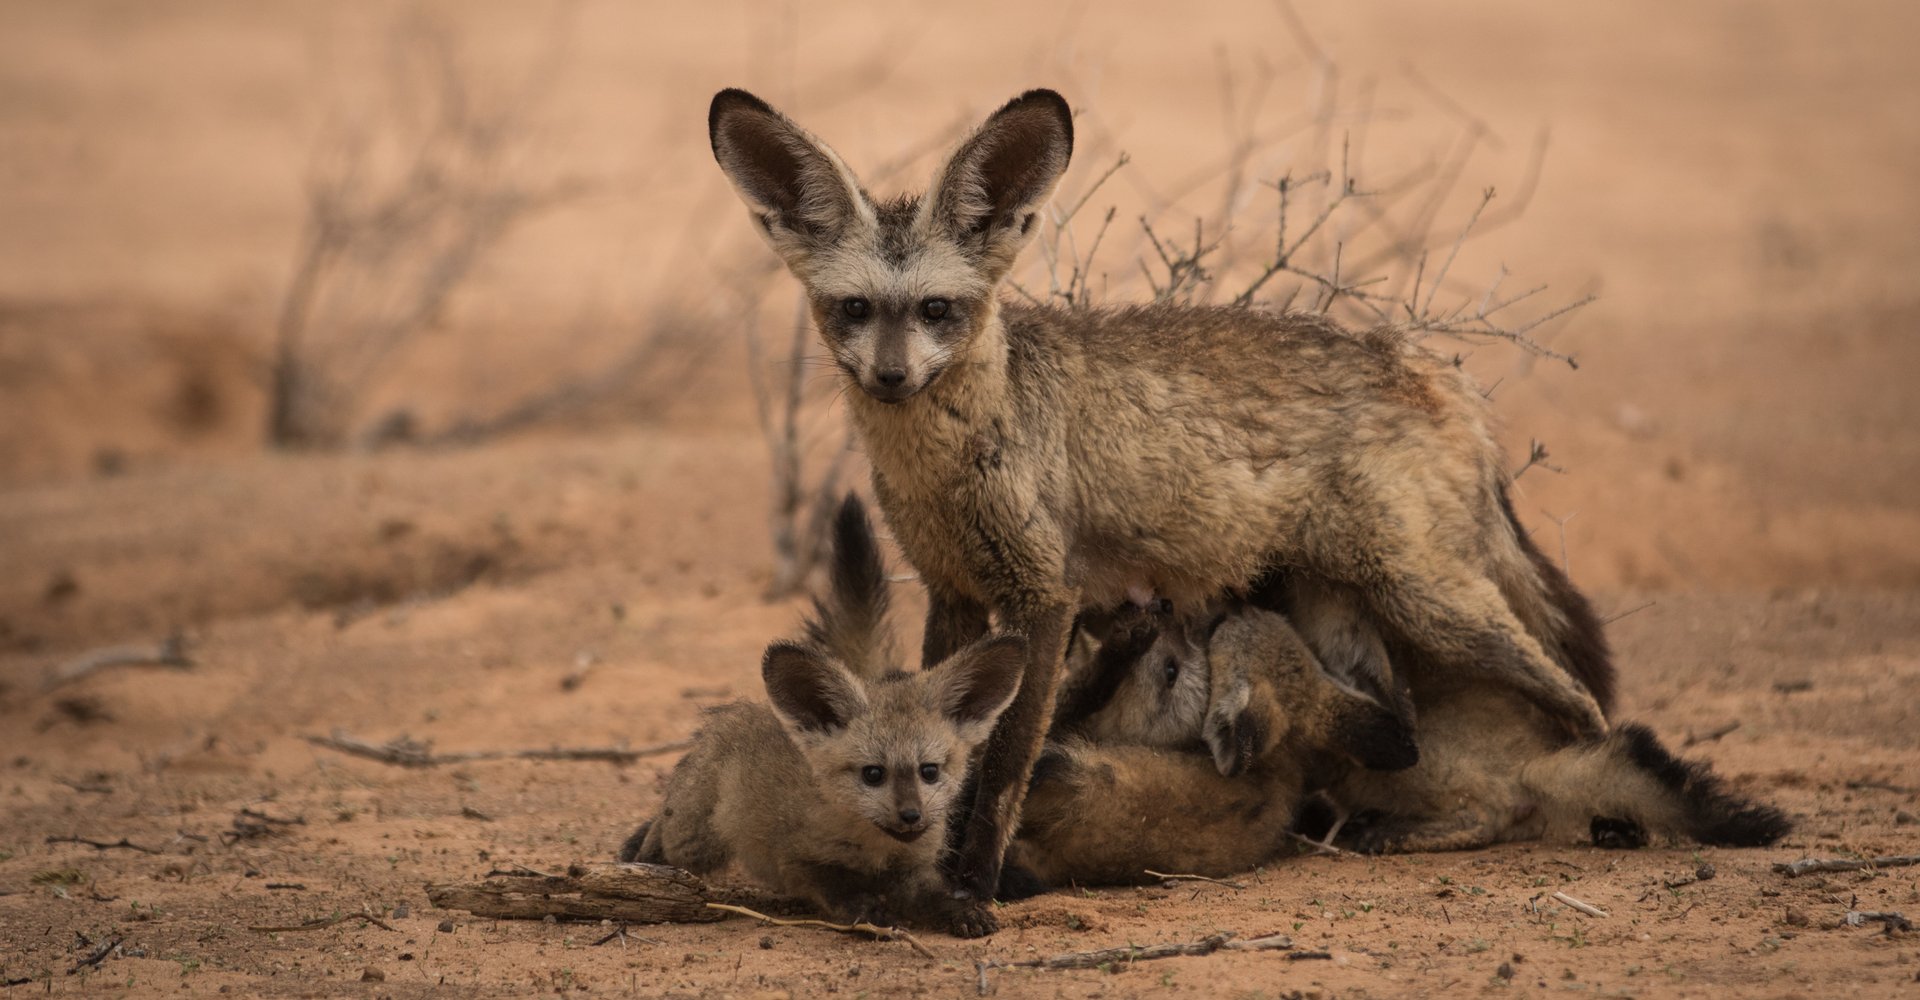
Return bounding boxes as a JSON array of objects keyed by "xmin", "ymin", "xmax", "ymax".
[{"xmin": 947, "ymin": 901, "xmax": 999, "ymax": 938}]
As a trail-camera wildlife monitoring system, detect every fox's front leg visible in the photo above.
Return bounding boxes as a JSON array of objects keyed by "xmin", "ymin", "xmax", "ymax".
[{"xmin": 945, "ymin": 595, "xmax": 1074, "ymax": 937}]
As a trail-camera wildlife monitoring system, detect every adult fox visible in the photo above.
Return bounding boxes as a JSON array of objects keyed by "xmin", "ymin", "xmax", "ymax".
[{"xmin": 706, "ymin": 86, "xmax": 1608, "ymax": 935}]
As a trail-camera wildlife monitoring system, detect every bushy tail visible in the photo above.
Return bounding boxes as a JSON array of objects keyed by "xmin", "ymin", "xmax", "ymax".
[
  {"xmin": 615, "ymin": 820, "xmax": 658, "ymax": 863},
  {"xmin": 1519, "ymin": 723, "xmax": 1790, "ymax": 847},
  {"xmin": 1494, "ymin": 481, "xmax": 1618, "ymax": 716},
  {"xmin": 803, "ymin": 493, "xmax": 894, "ymax": 676}
]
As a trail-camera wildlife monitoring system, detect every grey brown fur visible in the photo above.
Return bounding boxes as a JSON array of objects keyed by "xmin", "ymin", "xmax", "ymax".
[
  {"xmin": 1012, "ymin": 605, "xmax": 1415, "ymax": 885},
  {"xmin": 619, "ymin": 496, "xmax": 1026, "ymax": 928},
  {"xmin": 707, "ymin": 86, "xmax": 1609, "ymax": 934},
  {"xmin": 1072, "ymin": 589, "xmax": 1789, "ymax": 855}
]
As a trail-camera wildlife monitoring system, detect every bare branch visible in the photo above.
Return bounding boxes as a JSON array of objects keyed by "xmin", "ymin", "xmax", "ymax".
[{"xmin": 305, "ymin": 730, "xmax": 690, "ymax": 767}]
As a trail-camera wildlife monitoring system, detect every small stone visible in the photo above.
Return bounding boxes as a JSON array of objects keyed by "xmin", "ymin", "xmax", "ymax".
[
  {"xmin": 361, "ymin": 966, "xmax": 386, "ymax": 982},
  {"xmin": 1695, "ymin": 863, "xmax": 1716, "ymax": 881},
  {"xmin": 1895, "ymin": 810, "xmax": 1916, "ymax": 826},
  {"xmin": 437, "ymin": 920, "xmax": 455, "ymax": 933},
  {"xmin": 1784, "ymin": 907, "xmax": 1810, "ymax": 927},
  {"xmin": 759, "ymin": 935, "xmax": 775, "ymax": 950},
  {"xmin": 1495, "ymin": 962, "xmax": 1514, "ymax": 981},
  {"xmin": 846, "ymin": 964, "xmax": 861, "ymax": 978},
  {"xmin": 391, "ymin": 903, "xmax": 410, "ymax": 919}
]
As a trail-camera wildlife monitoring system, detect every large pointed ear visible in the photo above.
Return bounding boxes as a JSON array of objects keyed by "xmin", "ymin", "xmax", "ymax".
[
  {"xmin": 920, "ymin": 89, "xmax": 1073, "ymax": 278},
  {"xmin": 708, "ymin": 89, "xmax": 874, "ymax": 269},
  {"xmin": 927, "ymin": 634, "xmax": 1027, "ymax": 746},
  {"xmin": 763, "ymin": 641, "xmax": 870, "ymax": 737},
  {"xmin": 1201, "ymin": 610, "xmax": 1290, "ymax": 777}
]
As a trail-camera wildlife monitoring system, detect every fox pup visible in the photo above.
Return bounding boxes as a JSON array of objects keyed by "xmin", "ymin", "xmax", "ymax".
[
  {"xmin": 618, "ymin": 496, "xmax": 1025, "ymax": 927},
  {"xmin": 706, "ymin": 86, "xmax": 1613, "ymax": 923},
  {"xmin": 1139, "ymin": 579, "xmax": 1789, "ymax": 852},
  {"xmin": 1008, "ymin": 605, "xmax": 1416, "ymax": 886}
]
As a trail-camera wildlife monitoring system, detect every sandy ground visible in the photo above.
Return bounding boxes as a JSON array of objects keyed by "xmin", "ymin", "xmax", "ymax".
[{"xmin": 2, "ymin": 1, "xmax": 1918, "ymax": 996}]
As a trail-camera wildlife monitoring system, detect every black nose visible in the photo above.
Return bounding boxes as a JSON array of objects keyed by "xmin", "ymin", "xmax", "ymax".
[
  {"xmin": 898, "ymin": 807, "xmax": 921, "ymax": 825},
  {"xmin": 874, "ymin": 368, "xmax": 907, "ymax": 388}
]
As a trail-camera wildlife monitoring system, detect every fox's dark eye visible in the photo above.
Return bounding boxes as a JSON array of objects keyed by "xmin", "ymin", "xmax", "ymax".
[
  {"xmin": 1162, "ymin": 657, "xmax": 1180, "ymax": 689},
  {"xmin": 919, "ymin": 763, "xmax": 940, "ymax": 783},
  {"xmin": 843, "ymin": 298, "xmax": 870, "ymax": 320},
  {"xmin": 921, "ymin": 298, "xmax": 949, "ymax": 321},
  {"xmin": 860, "ymin": 765, "xmax": 885, "ymax": 786}
]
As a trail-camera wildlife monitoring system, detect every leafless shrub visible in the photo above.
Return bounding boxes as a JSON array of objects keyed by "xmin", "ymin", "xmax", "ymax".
[
  {"xmin": 1025, "ymin": 4, "xmax": 1592, "ymax": 373},
  {"xmin": 268, "ymin": 12, "xmax": 606, "ymax": 449}
]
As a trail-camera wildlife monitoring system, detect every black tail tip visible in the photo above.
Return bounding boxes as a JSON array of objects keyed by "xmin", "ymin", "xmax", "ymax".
[
  {"xmin": 1026, "ymin": 743, "xmax": 1075, "ymax": 793},
  {"xmin": 828, "ymin": 492, "xmax": 885, "ymax": 598},
  {"xmin": 833, "ymin": 492, "xmax": 871, "ymax": 544},
  {"xmin": 615, "ymin": 820, "xmax": 654, "ymax": 863},
  {"xmin": 995, "ymin": 862, "xmax": 1052, "ymax": 902},
  {"xmin": 1616, "ymin": 723, "xmax": 1793, "ymax": 847}
]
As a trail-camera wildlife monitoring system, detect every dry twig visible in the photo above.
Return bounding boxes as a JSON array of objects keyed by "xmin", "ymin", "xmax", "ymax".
[
  {"xmin": 1510, "ymin": 439, "xmax": 1563, "ymax": 481},
  {"xmin": 249, "ymin": 909, "xmax": 396, "ymax": 934},
  {"xmin": 704, "ymin": 902, "xmax": 936, "ymax": 961},
  {"xmin": 1773, "ymin": 855, "xmax": 1920, "ymax": 878},
  {"xmin": 1551, "ymin": 891, "xmax": 1608, "ymax": 918},
  {"xmin": 43, "ymin": 634, "xmax": 191, "ymax": 692},
  {"xmin": 1683, "ymin": 720, "xmax": 1741, "ymax": 747},
  {"xmin": 66, "ymin": 935, "xmax": 122, "ymax": 976},
  {"xmin": 44, "ymin": 836, "xmax": 160, "ymax": 855},
  {"xmin": 976, "ymin": 931, "xmax": 1293, "ymax": 991},
  {"xmin": 305, "ymin": 730, "xmax": 690, "ymax": 768},
  {"xmin": 1143, "ymin": 870, "xmax": 1246, "ymax": 890}
]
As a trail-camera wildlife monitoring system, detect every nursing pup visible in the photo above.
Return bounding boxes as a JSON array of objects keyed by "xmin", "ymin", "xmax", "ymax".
[
  {"xmin": 1009, "ymin": 605, "xmax": 1416, "ymax": 886},
  {"xmin": 1087, "ymin": 583, "xmax": 1791, "ymax": 853}
]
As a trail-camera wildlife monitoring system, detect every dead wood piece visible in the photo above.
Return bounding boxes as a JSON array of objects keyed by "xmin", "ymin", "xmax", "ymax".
[
  {"xmin": 223, "ymin": 807, "xmax": 305, "ymax": 845},
  {"xmin": 45, "ymin": 835, "xmax": 160, "ymax": 855},
  {"xmin": 705, "ymin": 902, "xmax": 936, "ymax": 961},
  {"xmin": 44, "ymin": 634, "xmax": 192, "ymax": 692},
  {"xmin": 1844, "ymin": 910, "xmax": 1912, "ymax": 932},
  {"xmin": 1773, "ymin": 855, "xmax": 1920, "ymax": 878},
  {"xmin": 425, "ymin": 862, "xmax": 731, "ymax": 926},
  {"xmin": 66, "ymin": 934, "xmax": 123, "ymax": 975},
  {"xmin": 307, "ymin": 730, "xmax": 690, "ymax": 768}
]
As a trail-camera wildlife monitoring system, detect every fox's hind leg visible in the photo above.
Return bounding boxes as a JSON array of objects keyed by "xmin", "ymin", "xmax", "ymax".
[{"xmin": 1363, "ymin": 569, "xmax": 1605, "ymax": 737}]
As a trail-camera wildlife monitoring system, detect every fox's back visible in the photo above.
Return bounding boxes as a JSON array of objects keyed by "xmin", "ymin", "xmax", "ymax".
[{"xmin": 999, "ymin": 303, "xmax": 1498, "ymax": 605}]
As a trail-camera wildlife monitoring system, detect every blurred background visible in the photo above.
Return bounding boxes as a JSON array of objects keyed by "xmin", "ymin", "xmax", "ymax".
[
  {"xmin": 4, "ymin": 0, "xmax": 1917, "ymax": 605},
  {"xmin": 3, "ymin": 0, "xmax": 1918, "ymax": 714}
]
